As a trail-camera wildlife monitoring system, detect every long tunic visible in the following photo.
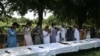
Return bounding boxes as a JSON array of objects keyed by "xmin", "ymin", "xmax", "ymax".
[
  {"xmin": 7, "ymin": 28, "xmax": 17, "ymax": 48},
  {"xmin": 43, "ymin": 30, "xmax": 50, "ymax": 44},
  {"xmin": 61, "ymin": 27, "xmax": 66, "ymax": 41},
  {"xmin": 74, "ymin": 28, "xmax": 80, "ymax": 41},
  {"xmin": 66, "ymin": 29, "xmax": 74, "ymax": 41},
  {"xmin": 90, "ymin": 28, "xmax": 96, "ymax": 38},
  {"xmin": 50, "ymin": 27, "xmax": 56, "ymax": 43},
  {"xmin": 23, "ymin": 27, "xmax": 33, "ymax": 45},
  {"xmin": 56, "ymin": 30, "xmax": 61, "ymax": 43},
  {"xmin": 80, "ymin": 30, "xmax": 84, "ymax": 40},
  {"xmin": 31, "ymin": 27, "xmax": 42, "ymax": 45},
  {"xmin": 86, "ymin": 31, "xmax": 91, "ymax": 39},
  {"xmin": 83, "ymin": 30, "xmax": 87, "ymax": 39}
]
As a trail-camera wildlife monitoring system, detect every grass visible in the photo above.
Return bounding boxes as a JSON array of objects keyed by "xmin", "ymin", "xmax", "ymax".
[{"xmin": 56, "ymin": 48, "xmax": 100, "ymax": 56}]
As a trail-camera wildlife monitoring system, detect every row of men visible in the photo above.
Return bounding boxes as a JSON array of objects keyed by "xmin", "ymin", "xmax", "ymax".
[{"xmin": 6, "ymin": 22, "xmax": 96, "ymax": 48}]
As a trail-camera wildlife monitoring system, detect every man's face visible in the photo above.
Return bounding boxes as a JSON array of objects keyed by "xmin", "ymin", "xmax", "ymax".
[
  {"xmin": 27, "ymin": 24, "xmax": 31, "ymax": 27},
  {"xmin": 13, "ymin": 25, "xmax": 17, "ymax": 29},
  {"xmin": 37, "ymin": 25, "xmax": 40, "ymax": 28},
  {"xmin": 13, "ymin": 25, "xmax": 19, "ymax": 29}
]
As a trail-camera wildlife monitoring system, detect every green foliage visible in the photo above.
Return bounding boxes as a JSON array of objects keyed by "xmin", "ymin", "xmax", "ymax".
[
  {"xmin": 0, "ymin": 0, "xmax": 100, "ymax": 28},
  {"xmin": 7, "ymin": 0, "xmax": 56, "ymax": 26},
  {"xmin": 51, "ymin": 0, "xmax": 100, "ymax": 28},
  {"xmin": 0, "ymin": 0, "xmax": 4, "ymax": 16},
  {"xmin": 43, "ymin": 15, "xmax": 66, "ymax": 25}
]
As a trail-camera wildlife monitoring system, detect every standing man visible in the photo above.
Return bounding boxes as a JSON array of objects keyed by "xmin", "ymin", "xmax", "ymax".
[
  {"xmin": 74, "ymin": 25, "xmax": 80, "ymax": 41},
  {"xmin": 66, "ymin": 27, "xmax": 74, "ymax": 41},
  {"xmin": 43, "ymin": 26, "xmax": 51, "ymax": 44},
  {"xmin": 31, "ymin": 22, "xmax": 43, "ymax": 44},
  {"xmin": 7, "ymin": 22, "xmax": 19, "ymax": 48},
  {"xmin": 55, "ymin": 27, "xmax": 61, "ymax": 43},
  {"xmin": 90, "ymin": 27, "xmax": 96, "ymax": 38},
  {"xmin": 23, "ymin": 22, "xmax": 33, "ymax": 46},
  {"xmin": 60, "ymin": 25, "xmax": 67, "ymax": 42},
  {"xmin": 50, "ymin": 23, "xmax": 56, "ymax": 43}
]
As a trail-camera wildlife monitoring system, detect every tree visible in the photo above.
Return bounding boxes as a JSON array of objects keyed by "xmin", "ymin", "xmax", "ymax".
[
  {"xmin": 0, "ymin": 0, "xmax": 4, "ymax": 16},
  {"xmin": 7, "ymin": 0, "xmax": 55, "ymax": 27},
  {"xmin": 52, "ymin": 0, "xmax": 100, "ymax": 28},
  {"xmin": 0, "ymin": 0, "xmax": 12, "ymax": 24}
]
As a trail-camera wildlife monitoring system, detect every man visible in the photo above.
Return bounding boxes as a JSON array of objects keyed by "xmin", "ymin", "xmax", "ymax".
[
  {"xmin": 23, "ymin": 22, "xmax": 33, "ymax": 45},
  {"xmin": 31, "ymin": 23, "xmax": 43, "ymax": 44},
  {"xmin": 74, "ymin": 25, "xmax": 80, "ymax": 41},
  {"xmin": 50, "ymin": 23, "xmax": 56, "ymax": 43},
  {"xmin": 66, "ymin": 27, "xmax": 74, "ymax": 41},
  {"xmin": 43, "ymin": 26, "xmax": 51, "ymax": 44},
  {"xmin": 90, "ymin": 27, "xmax": 96, "ymax": 38},
  {"xmin": 60, "ymin": 25, "xmax": 67, "ymax": 42},
  {"xmin": 7, "ymin": 22, "xmax": 19, "ymax": 48}
]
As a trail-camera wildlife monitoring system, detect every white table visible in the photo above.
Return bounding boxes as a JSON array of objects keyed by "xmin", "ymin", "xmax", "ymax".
[
  {"xmin": 38, "ymin": 43, "xmax": 78, "ymax": 55},
  {"xmin": 0, "ymin": 38, "xmax": 100, "ymax": 56},
  {"xmin": 0, "ymin": 46, "xmax": 50, "ymax": 56},
  {"xmin": 91, "ymin": 38, "xmax": 100, "ymax": 48}
]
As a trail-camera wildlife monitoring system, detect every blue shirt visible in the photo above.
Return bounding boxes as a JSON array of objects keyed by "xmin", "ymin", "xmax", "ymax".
[{"xmin": 7, "ymin": 27, "xmax": 17, "ymax": 48}]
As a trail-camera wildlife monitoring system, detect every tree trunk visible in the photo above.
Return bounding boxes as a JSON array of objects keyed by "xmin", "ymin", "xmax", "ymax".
[
  {"xmin": 37, "ymin": 8, "xmax": 44, "ymax": 43},
  {"xmin": 38, "ymin": 8, "xmax": 43, "ymax": 27},
  {"xmin": 77, "ymin": 19, "xmax": 83, "ymax": 29},
  {"xmin": 0, "ymin": 2, "xmax": 4, "ymax": 15},
  {"xmin": 77, "ymin": 17, "xmax": 86, "ymax": 29}
]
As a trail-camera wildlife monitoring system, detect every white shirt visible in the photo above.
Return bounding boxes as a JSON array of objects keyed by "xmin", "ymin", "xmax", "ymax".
[
  {"xmin": 43, "ymin": 30, "xmax": 50, "ymax": 44},
  {"xmin": 56, "ymin": 30, "xmax": 61, "ymax": 43},
  {"xmin": 74, "ymin": 28, "xmax": 80, "ymax": 41},
  {"xmin": 61, "ymin": 27, "xmax": 67, "ymax": 41}
]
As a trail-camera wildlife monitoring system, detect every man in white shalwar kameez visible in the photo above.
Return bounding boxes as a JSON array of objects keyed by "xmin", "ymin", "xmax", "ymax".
[
  {"xmin": 60, "ymin": 25, "xmax": 67, "ymax": 42},
  {"xmin": 43, "ymin": 31, "xmax": 50, "ymax": 44},
  {"xmin": 74, "ymin": 26, "xmax": 80, "ymax": 41},
  {"xmin": 55, "ymin": 27, "xmax": 61, "ymax": 43},
  {"xmin": 43, "ymin": 26, "xmax": 51, "ymax": 44}
]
